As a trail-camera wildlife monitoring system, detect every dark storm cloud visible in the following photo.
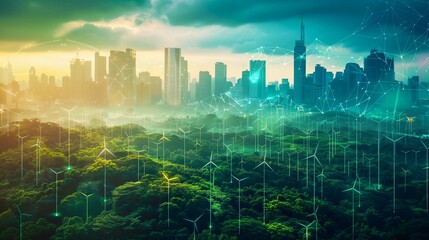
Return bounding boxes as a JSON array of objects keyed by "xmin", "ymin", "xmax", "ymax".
[
  {"xmin": 0, "ymin": 0, "xmax": 150, "ymax": 41},
  {"xmin": 0, "ymin": 0, "xmax": 427, "ymax": 55}
]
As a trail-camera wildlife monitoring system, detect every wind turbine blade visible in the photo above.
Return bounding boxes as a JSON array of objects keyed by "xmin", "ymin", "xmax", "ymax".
[
  {"xmin": 314, "ymin": 156, "xmax": 323, "ymax": 167},
  {"xmin": 195, "ymin": 213, "xmax": 204, "ymax": 221},
  {"xmin": 212, "ymin": 162, "xmax": 220, "ymax": 169},
  {"xmin": 297, "ymin": 222, "xmax": 306, "ymax": 227},
  {"xmin": 265, "ymin": 162, "xmax": 275, "ymax": 172},
  {"xmin": 253, "ymin": 161, "xmax": 264, "ymax": 170},
  {"xmin": 97, "ymin": 149, "xmax": 106, "ymax": 158},
  {"xmin": 183, "ymin": 218, "xmax": 193, "ymax": 223},
  {"xmin": 194, "ymin": 223, "xmax": 199, "ymax": 234},
  {"xmin": 105, "ymin": 148, "xmax": 116, "ymax": 157},
  {"xmin": 232, "ymin": 175, "xmax": 239, "ymax": 181},
  {"xmin": 201, "ymin": 161, "xmax": 211, "ymax": 169},
  {"xmin": 162, "ymin": 172, "xmax": 168, "ymax": 180}
]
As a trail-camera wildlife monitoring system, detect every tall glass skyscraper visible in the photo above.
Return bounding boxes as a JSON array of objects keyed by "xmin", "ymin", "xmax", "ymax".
[
  {"xmin": 164, "ymin": 48, "xmax": 182, "ymax": 106},
  {"xmin": 249, "ymin": 60, "xmax": 266, "ymax": 99},
  {"xmin": 293, "ymin": 18, "xmax": 306, "ymax": 104},
  {"xmin": 214, "ymin": 62, "xmax": 227, "ymax": 96}
]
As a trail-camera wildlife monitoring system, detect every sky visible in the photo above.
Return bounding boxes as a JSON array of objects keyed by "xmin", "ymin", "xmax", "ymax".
[{"xmin": 1, "ymin": 0, "xmax": 429, "ymax": 86}]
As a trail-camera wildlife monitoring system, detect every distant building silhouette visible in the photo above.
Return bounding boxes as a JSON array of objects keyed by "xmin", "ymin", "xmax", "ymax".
[
  {"xmin": 94, "ymin": 52, "xmax": 108, "ymax": 105},
  {"xmin": 214, "ymin": 62, "xmax": 227, "ymax": 96},
  {"xmin": 109, "ymin": 49, "xmax": 136, "ymax": 106},
  {"xmin": 408, "ymin": 76, "xmax": 419, "ymax": 105},
  {"xmin": 180, "ymin": 56, "xmax": 189, "ymax": 104},
  {"xmin": 164, "ymin": 48, "xmax": 182, "ymax": 106},
  {"xmin": 241, "ymin": 70, "xmax": 250, "ymax": 98},
  {"xmin": 70, "ymin": 58, "xmax": 92, "ymax": 104},
  {"xmin": 364, "ymin": 49, "xmax": 395, "ymax": 83},
  {"xmin": 197, "ymin": 71, "xmax": 212, "ymax": 100}
]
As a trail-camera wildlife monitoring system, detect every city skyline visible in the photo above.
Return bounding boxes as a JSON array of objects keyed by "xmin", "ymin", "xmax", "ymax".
[{"xmin": 0, "ymin": 0, "xmax": 428, "ymax": 85}]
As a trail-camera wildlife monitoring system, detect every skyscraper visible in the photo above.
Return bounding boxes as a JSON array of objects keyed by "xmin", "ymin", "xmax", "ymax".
[
  {"xmin": 241, "ymin": 70, "xmax": 250, "ymax": 98},
  {"xmin": 293, "ymin": 17, "xmax": 306, "ymax": 103},
  {"xmin": 70, "ymin": 58, "xmax": 91, "ymax": 104},
  {"xmin": 95, "ymin": 52, "xmax": 108, "ymax": 105},
  {"xmin": 313, "ymin": 64, "xmax": 327, "ymax": 95},
  {"xmin": 197, "ymin": 71, "xmax": 212, "ymax": 101},
  {"xmin": 249, "ymin": 60, "xmax": 266, "ymax": 99},
  {"xmin": 165, "ymin": 48, "xmax": 181, "ymax": 106},
  {"xmin": 180, "ymin": 56, "xmax": 189, "ymax": 104},
  {"xmin": 408, "ymin": 76, "xmax": 419, "ymax": 105},
  {"xmin": 214, "ymin": 62, "xmax": 227, "ymax": 96},
  {"xmin": 364, "ymin": 49, "xmax": 395, "ymax": 83},
  {"xmin": 28, "ymin": 67, "xmax": 38, "ymax": 95},
  {"xmin": 109, "ymin": 49, "xmax": 136, "ymax": 106}
]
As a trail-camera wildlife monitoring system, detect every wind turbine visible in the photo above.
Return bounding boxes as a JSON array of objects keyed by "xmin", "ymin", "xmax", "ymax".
[
  {"xmin": 195, "ymin": 124, "xmax": 205, "ymax": 143},
  {"xmin": 179, "ymin": 128, "xmax": 191, "ymax": 169},
  {"xmin": 61, "ymin": 106, "xmax": 78, "ymax": 171},
  {"xmin": 159, "ymin": 130, "xmax": 171, "ymax": 170},
  {"xmin": 340, "ymin": 144, "xmax": 350, "ymax": 174},
  {"xmin": 124, "ymin": 131, "xmax": 131, "ymax": 157},
  {"xmin": 343, "ymin": 180, "xmax": 362, "ymax": 240},
  {"xmin": 224, "ymin": 143, "xmax": 233, "ymax": 183},
  {"xmin": 412, "ymin": 150, "xmax": 420, "ymax": 166},
  {"xmin": 31, "ymin": 138, "xmax": 41, "ymax": 186},
  {"xmin": 239, "ymin": 134, "xmax": 248, "ymax": 155},
  {"xmin": 305, "ymin": 142, "xmax": 323, "ymax": 211},
  {"xmin": 194, "ymin": 139, "xmax": 202, "ymax": 152},
  {"xmin": 307, "ymin": 205, "xmax": 320, "ymax": 240},
  {"xmin": 133, "ymin": 149, "xmax": 145, "ymax": 181},
  {"xmin": 16, "ymin": 206, "xmax": 31, "ymax": 240},
  {"xmin": 184, "ymin": 213, "xmax": 204, "ymax": 240},
  {"xmin": 297, "ymin": 220, "xmax": 315, "ymax": 240},
  {"xmin": 401, "ymin": 168, "xmax": 410, "ymax": 193},
  {"xmin": 253, "ymin": 152, "xmax": 275, "ymax": 224},
  {"xmin": 202, "ymin": 152, "xmax": 219, "ymax": 233},
  {"xmin": 49, "ymin": 168, "xmax": 64, "ymax": 217},
  {"xmin": 80, "ymin": 192, "xmax": 94, "ymax": 223},
  {"xmin": 232, "ymin": 175, "xmax": 249, "ymax": 235},
  {"xmin": 401, "ymin": 150, "xmax": 410, "ymax": 165},
  {"xmin": 317, "ymin": 169, "xmax": 327, "ymax": 199},
  {"xmin": 385, "ymin": 135, "xmax": 404, "ymax": 213},
  {"xmin": 97, "ymin": 137, "xmax": 116, "ymax": 211},
  {"xmin": 17, "ymin": 134, "xmax": 28, "ymax": 183},
  {"xmin": 162, "ymin": 172, "xmax": 178, "ymax": 228}
]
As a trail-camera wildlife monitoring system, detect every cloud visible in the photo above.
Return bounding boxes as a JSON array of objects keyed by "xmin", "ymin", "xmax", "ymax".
[{"xmin": 0, "ymin": 0, "xmax": 150, "ymax": 41}]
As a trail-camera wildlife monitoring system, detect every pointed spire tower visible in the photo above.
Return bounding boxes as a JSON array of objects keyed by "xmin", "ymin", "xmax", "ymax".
[
  {"xmin": 293, "ymin": 15, "xmax": 307, "ymax": 104},
  {"xmin": 301, "ymin": 15, "xmax": 305, "ymax": 43}
]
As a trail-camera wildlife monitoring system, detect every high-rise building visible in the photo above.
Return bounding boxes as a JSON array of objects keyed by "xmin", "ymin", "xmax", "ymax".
[
  {"xmin": 343, "ymin": 63, "xmax": 364, "ymax": 96},
  {"xmin": 313, "ymin": 64, "xmax": 327, "ymax": 93},
  {"xmin": 364, "ymin": 49, "xmax": 395, "ymax": 83},
  {"xmin": 95, "ymin": 52, "xmax": 108, "ymax": 105},
  {"xmin": 28, "ymin": 67, "xmax": 38, "ymax": 95},
  {"xmin": 293, "ymin": 17, "xmax": 306, "ymax": 103},
  {"xmin": 279, "ymin": 78, "xmax": 290, "ymax": 98},
  {"xmin": 164, "ymin": 48, "xmax": 182, "ymax": 106},
  {"xmin": 408, "ymin": 76, "xmax": 419, "ymax": 105},
  {"xmin": 70, "ymin": 58, "xmax": 91, "ymax": 104},
  {"xmin": 214, "ymin": 62, "xmax": 227, "ymax": 96},
  {"xmin": 249, "ymin": 60, "xmax": 266, "ymax": 99},
  {"xmin": 180, "ymin": 56, "xmax": 189, "ymax": 104},
  {"xmin": 197, "ymin": 71, "xmax": 212, "ymax": 101},
  {"xmin": 109, "ymin": 49, "xmax": 136, "ymax": 106},
  {"xmin": 241, "ymin": 70, "xmax": 250, "ymax": 98}
]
